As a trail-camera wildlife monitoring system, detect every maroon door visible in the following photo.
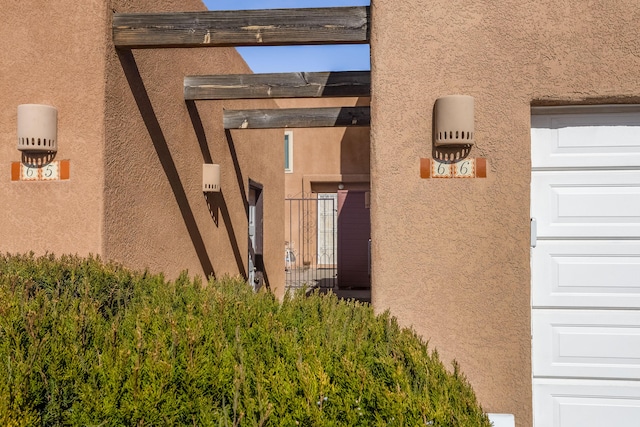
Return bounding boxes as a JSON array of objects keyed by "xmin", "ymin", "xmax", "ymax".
[{"xmin": 337, "ymin": 190, "xmax": 371, "ymax": 289}]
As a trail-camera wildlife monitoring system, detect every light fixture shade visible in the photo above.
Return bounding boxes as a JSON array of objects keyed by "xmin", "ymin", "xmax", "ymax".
[
  {"xmin": 17, "ymin": 104, "xmax": 58, "ymax": 152},
  {"xmin": 434, "ymin": 95, "xmax": 474, "ymax": 146},
  {"xmin": 203, "ymin": 164, "xmax": 220, "ymax": 192}
]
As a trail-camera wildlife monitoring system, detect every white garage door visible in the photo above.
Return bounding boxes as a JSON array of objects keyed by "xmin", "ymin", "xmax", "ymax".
[{"xmin": 531, "ymin": 106, "xmax": 640, "ymax": 427}]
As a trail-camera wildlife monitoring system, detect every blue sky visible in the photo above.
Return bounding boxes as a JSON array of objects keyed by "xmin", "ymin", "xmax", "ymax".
[{"xmin": 202, "ymin": 0, "xmax": 371, "ymax": 73}]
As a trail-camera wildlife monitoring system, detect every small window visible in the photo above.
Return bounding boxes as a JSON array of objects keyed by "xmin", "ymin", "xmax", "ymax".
[{"xmin": 284, "ymin": 130, "xmax": 293, "ymax": 173}]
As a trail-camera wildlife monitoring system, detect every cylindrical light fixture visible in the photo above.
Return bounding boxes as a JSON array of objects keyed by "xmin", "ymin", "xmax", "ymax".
[
  {"xmin": 203, "ymin": 163, "xmax": 221, "ymax": 192},
  {"xmin": 17, "ymin": 104, "xmax": 58, "ymax": 152},
  {"xmin": 434, "ymin": 95, "xmax": 474, "ymax": 147}
]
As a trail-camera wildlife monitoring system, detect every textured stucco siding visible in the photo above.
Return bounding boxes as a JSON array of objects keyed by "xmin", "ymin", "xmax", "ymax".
[
  {"xmin": 0, "ymin": 0, "xmax": 107, "ymax": 256},
  {"xmin": 1, "ymin": 0, "xmax": 284, "ymax": 294},
  {"xmin": 370, "ymin": 1, "xmax": 640, "ymax": 425},
  {"xmin": 104, "ymin": 0, "xmax": 285, "ymax": 292},
  {"xmin": 278, "ymin": 97, "xmax": 371, "ymax": 197}
]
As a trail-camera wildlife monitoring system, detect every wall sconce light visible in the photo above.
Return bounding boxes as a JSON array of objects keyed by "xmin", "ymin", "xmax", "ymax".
[
  {"xmin": 434, "ymin": 95, "xmax": 474, "ymax": 147},
  {"xmin": 203, "ymin": 163, "xmax": 220, "ymax": 192},
  {"xmin": 17, "ymin": 104, "xmax": 58, "ymax": 152}
]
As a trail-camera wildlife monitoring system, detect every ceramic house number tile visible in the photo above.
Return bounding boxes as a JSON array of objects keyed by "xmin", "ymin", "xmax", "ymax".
[
  {"xmin": 453, "ymin": 159, "xmax": 475, "ymax": 178},
  {"xmin": 420, "ymin": 158, "xmax": 486, "ymax": 179},
  {"xmin": 11, "ymin": 160, "xmax": 70, "ymax": 181},
  {"xmin": 431, "ymin": 160, "xmax": 453, "ymax": 178}
]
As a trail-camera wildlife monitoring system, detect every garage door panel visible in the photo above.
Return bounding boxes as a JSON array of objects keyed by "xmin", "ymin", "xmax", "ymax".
[
  {"xmin": 532, "ymin": 107, "xmax": 640, "ymax": 427},
  {"xmin": 534, "ymin": 379, "xmax": 640, "ymax": 427},
  {"xmin": 531, "ymin": 171, "xmax": 640, "ymax": 238},
  {"xmin": 532, "ymin": 110, "xmax": 640, "ymax": 168},
  {"xmin": 532, "ymin": 241, "xmax": 640, "ymax": 308},
  {"xmin": 532, "ymin": 310, "xmax": 640, "ymax": 379}
]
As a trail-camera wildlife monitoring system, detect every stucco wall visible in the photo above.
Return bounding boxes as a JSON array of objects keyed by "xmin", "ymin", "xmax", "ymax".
[
  {"xmin": 370, "ymin": 1, "xmax": 640, "ymax": 425},
  {"xmin": 278, "ymin": 97, "xmax": 370, "ymax": 197},
  {"xmin": 1, "ymin": 0, "xmax": 284, "ymax": 294},
  {"xmin": 105, "ymin": 0, "xmax": 285, "ymax": 294},
  {"xmin": 0, "ymin": 0, "xmax": 107, "ymax": 256}
]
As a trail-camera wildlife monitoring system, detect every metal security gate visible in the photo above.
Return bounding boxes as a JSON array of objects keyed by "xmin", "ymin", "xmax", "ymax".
[{"xmin": 285, "ymin": 193, "xmax": 337, "ymax": 291}]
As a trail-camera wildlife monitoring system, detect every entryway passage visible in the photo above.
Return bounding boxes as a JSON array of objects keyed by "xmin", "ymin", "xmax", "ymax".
[
  {"xmin": 531, "ymin": 106, "xmax": 640, "ymax": 427},
  {"xmin": 285, "ymin": 191, "xmax": 371, "ymax": 295},
  {"xmin": 248, "ymin": 182, "xmax": 264, "ymax": 290},
  {"xmin": 285, "ymin": 194, "xmax": 337, "ymax": 290}
]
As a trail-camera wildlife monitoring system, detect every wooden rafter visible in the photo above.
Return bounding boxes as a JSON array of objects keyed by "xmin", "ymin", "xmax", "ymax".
[
  {"xmin": 184, "ymin": 71, "xmax": 371, "ymax": 100},
  {"xmin": 223, "ymin": 107, "xmax": 370, "ymax": 129},
  {"xmin": 113, "ymin": 7, "xmax": 370, "ymax": 49}
]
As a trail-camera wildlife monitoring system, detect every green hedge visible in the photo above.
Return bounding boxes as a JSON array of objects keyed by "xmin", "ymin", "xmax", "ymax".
[{"xmin": 0, "ymin": 253, "xmax": 490, "ymax": 426}]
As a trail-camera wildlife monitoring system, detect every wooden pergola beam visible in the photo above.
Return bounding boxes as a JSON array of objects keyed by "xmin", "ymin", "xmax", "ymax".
[
  {"xmin": 223, "ymin": 107, "xmax": 370, "ymax": 129},
  {"xmin": 113, "ymin": 7, "xmax": 370, "ymax": 49},
  {"xmin": 185, "ymin": 71, "xmax": 371, "ymax": 100}
]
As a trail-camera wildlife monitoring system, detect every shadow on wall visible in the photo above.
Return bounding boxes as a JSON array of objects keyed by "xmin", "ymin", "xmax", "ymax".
[
  {"xmin": 212, "ymin": 190, "xmax": 247, "ymax": 281},
  {"xmin": 118, "ymin": 50, "xmax": 271, "ymax": 289},
  {"xmin": 194, "ymin": 104, "xmax": 270, "ymax": 287},
  {"xmin": 186, "ymin": 101, "xmax": 220, "ymax": 229},
  {"xmin": 340, "ymin": 97, "xmax": 371, "ymax": 175},
  {"xmin": 117, "ymin": 50, "xmax": 216, "ymax": 278},
  {"xmin": 224, "ymin": 130, "xmax": 249, "ymax": 215},
  {"xmin": 118, "ymin": 50, "xmax": 253, "ymax": 284},
  {"xmin": 224, "ymin": 130, "xmax": 271, "ymax": 292}
]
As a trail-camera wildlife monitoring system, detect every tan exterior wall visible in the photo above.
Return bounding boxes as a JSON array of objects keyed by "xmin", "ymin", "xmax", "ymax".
[
  {"xmin": 1, "ymin": 0, "xmax": 284, "ymax": 296},
  {"xmin": 1, "ymin": 0, "xmax": 107, "ymax": 256},
  {"xmin": 278, "ymin": 98, "xmax": 370, "ymax": 198},
  {"xmin": 104, "ymin": 0, "xmax": 284, "ymax": 293},
  {"xmin": 370, "ymin": 1, "xmax": 640, "ymax": 425}
]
